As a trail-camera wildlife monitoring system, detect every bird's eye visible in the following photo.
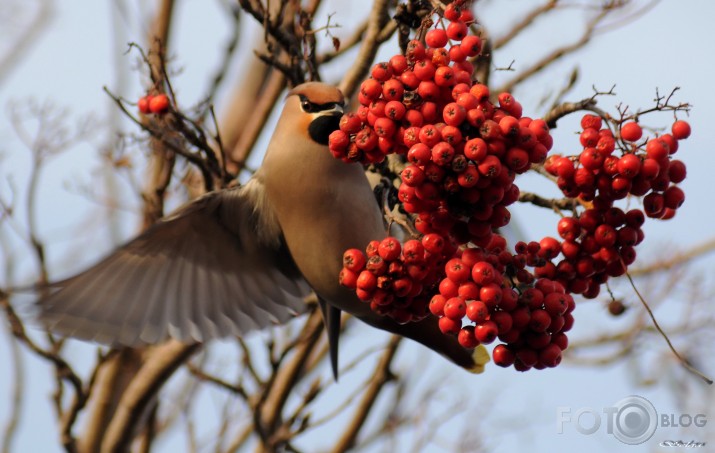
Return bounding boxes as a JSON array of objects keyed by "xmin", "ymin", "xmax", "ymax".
[{"xmin": 301, "ymin": 99, "xmax": 314, "ymax": 113}]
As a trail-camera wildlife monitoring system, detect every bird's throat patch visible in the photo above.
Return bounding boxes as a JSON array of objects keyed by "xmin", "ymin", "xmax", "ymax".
[{"xmin": 309, "ymin": 115, "xmax": 340, "ymax": 145}]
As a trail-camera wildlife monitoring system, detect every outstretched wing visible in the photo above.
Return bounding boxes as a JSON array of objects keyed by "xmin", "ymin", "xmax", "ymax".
[{"xmin": 38, "ymin": 177, "xmax": 312, "ymax": 346}]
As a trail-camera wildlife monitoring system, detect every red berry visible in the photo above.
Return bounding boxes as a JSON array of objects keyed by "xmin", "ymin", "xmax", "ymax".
[
  {"xmin": 421, "ymin": 233, "xmax": 445, "ymax": 254},
  {"xmin": 617, "ymin": 153, "xmax": 641, "ymax": 178},
  {"xmin": 444, "ymin": 3, "xmax": 462, "ymax": 21},
  {"xmin": 389, "ymin": 54, "xmax": 408, "ymax": 74},
  {"xmin": 458, "ymin": 326, "xmax": 480, "ymax": 348},
  {"xmin": 529, "ymin": 309, "xmax": 552, "ymax": 332},
  {"xmin": 378, "ymin": 237, "xmax": 402, "ymax": 261},
  {"xmin": 382, "ymin": 79, "xmax": 405, "ymax": 101},
  {"xmin": 356, "ymin": 270, "xmax": 377, "ymax": 291},
  {"xmin": 438, "ymin": 316, "xmax": 462, "ymax": 335},
  {"xmin": 429, "ymin": 294, "xmax": 447, "ymax": 316},
  {"xmin": 580, "ymin": 114, "xmax": 602, "ymax": 130},
  {"xmin": 339, "ymin": 268, "xmax": 358, "ymax": 289},
  {"xmin": 401, "ymin": 165, "xmax": 426, "ymax": 187},
  {"xmin": 477, "ymin": 155, "xmax": 502, "ymax": 178},
  {"xmin": 643, "ymin": 192, "xmax": 665, "ymax": 218},
  {"xmin": 538, "ymin": 237, "xmax": 561, "ymax": 260},
  {"xmin": 475, "ymin": 321, "xmax": 498, "ymax": 344},
  {"xmin": 444, "ymin": 297, "xmax": 467, "ymax": 320},
  {"xmin": 646, "ymin": 137, "xmax": 669, "ymax": 161},
  {"xmin": 434, "ymin": 66, "xmax": 456, "ymax": 87},
  {"xmin": 431, "ymin": 141, "xmax": 455, "ymax": 166},
  {"xmin": 343, "ymin": 248, "xmax": 367, "ymax": 272},
  {"xmin": 491, "ymin": 311, "xmax": 513, "ymax": 334},
  {"xmin": 402, "ymin": 239, "xmax": 425, "ymax": 264},
  {"xmin": 445, "ymin": 258, "xmax": 470, "ymax": 283},
  {"xmin": 539, "ymin": 344, "xmax": 562, "ymax": 368},
  {"xmin": 544, "ymin": 292, "xmax": 569, "ymax": 316},
  {"xmin": 138, "ymin": 95, "xmax": 152, "ymax": 114},
  {"xmin": 471, "ymin": 261, "xmax": 496, "ymax": 285},
  {"xmin": 479, "ymin": 283, "xmax": 502, "ymax": 308},
  {"xmin": 594, "ymin": 224, "xmax": 617, "ymax": 247},
  {"xmin": 373, "ymin": 117, "xmax": 396, "ymax": 138},
  {"xmin": 620, "ymin": 122, "xmax": 642, "ymax": 142},
  {"xmin": 671, "ymin": 120, "xmax": 691, "ymax": 140},
  {"xmin": 443, "ymin": 102, "xmax": 466, "ymax": 126},
  {"xmin": 460, "ymin": 35, "xmax": 482, "ymax": 57},
  {"xmin": 365, "ymin": 240, "xmax": 380, "ymax": 257},
  {"xmin": 360, "ymin": 79, "xmax": 382, "ymax": 101},
  {"xmin": 465, "ymin": 301, "xmax": 488, "ymax": 323},
  {"xmin": 668, "ymin": 160, "xmax": 687, "ymax": 183},
  {"xmin": 149, "ymin": 94, "xmax": 170, "ymax": 114},
  {"xmin": 663, "ymin": 185, "xmax": 685, "ymax": 209},
  {"xmin": 493, "ymin": 344, "xmax": 516, "ymax": 367},
  {"xmin": 425, "ymin": 29, "xmax": 448, "ymax": 48},
  {"xmin": 371, "ymin": 62, "xmax": 392, "ymax": 81},
  {"xmin": 408, "ymin": 143, "xmax": 432, "ymax": 165},
  {"xmin": 446, "ymin": 21, "xmax": 468, "ymax": 40}
]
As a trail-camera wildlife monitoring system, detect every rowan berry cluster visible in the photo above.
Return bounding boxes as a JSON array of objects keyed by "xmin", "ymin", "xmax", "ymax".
[
  {"xmin": 541, "ymin": 114, "xmax": 690, "ymax": 298},
  {"xmin": 333, "ymin": 0, "xmax": 691, "ymax": 373},
  {"xmin": 137, "ymin": 93, "xmax": 170, "ymax": 115},
  {"xmin": 339, "ymin": 235, "xmax": 454, "ymax": 323}
]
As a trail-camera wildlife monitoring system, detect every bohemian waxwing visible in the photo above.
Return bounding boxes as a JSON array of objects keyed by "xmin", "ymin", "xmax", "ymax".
[{"xmin": 38, "ymin": 82, "xmax": 489, "ymax": 378}]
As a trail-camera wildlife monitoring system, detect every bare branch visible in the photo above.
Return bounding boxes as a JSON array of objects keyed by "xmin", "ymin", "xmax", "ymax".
[
  {"xmin": 100, "ymin": 341, "xmax": 201, "ymax": 453},
  {"xmin": 331, "ymin": 335, "xmax": 401, "ymax": 453},
  {"xmin": 1, "ymin": 324, "xmax": 24, "ymax": 453},
  {"xmin": 492, "ymin": 0, "xmax": 560, "ymax": 50},
  {"xmin": 628, "ymin": 237, "xmax": 715, "ymax": 277},
  {"xmin": 496, "ymin": 6, "xmax": 612, "ymax": 95},
  {"xmin": 339, "ymin": 0, "xmax": 392, "ymax": 99},
  {"xmin": 624, "ymin": 271, "xmax": 713, "ymax": 385},
  {"xmin": 517, "ymin": 191, "xmax": 578, "ymax": 212}
]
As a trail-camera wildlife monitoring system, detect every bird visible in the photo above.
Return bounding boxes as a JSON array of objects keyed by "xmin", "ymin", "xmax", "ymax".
[{"xmin": 38, "ymin": 82, "xmax": 489, "ymax": 378}]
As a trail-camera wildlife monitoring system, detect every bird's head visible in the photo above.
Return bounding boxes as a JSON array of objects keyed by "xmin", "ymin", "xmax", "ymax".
[{"xmin": 286, "ymin": 82, "xmax": 345, "ymax": 145}]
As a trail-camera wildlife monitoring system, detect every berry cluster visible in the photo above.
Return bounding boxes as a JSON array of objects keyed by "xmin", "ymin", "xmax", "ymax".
[
  {"xmin": 137, "ymin": 93, "xmax": 170, "ymax": 115},
  {"xmin": 542, "ymin": 114, "xmax": 690, "ymax": 298},
  {"xmin": 339, "ymin": 235, "xmax": 453, "ymax": 323},
  {"xmin": 430, "ymin": 239, "xmax": 574, "ymax": 370},
  {"xmin": 331, "ymin": 0, "xmax": 691, "ymax": 373}
]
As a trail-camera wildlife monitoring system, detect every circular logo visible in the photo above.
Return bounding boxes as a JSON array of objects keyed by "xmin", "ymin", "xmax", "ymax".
[{"xmin": 612, "ymin": 396, "xmax": 658, "ymax": 444}]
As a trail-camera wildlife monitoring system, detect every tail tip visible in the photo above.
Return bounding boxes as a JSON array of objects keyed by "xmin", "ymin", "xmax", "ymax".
[{"xmin": 467, "ymin": 344, "xmax": 490, "ymax": 374}]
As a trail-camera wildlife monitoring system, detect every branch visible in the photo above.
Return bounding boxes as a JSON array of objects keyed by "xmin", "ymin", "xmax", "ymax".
[
  {"xmin": 318, "ymin": 21, "xmax": 368, "ymax": 64},
  {"xmin": 496, "ymin": 6, "xmax": 611, "ymax": 95},
  {"xmin": 624, "ymin": 271, "xmax": 713, "ymax": 385},
  {"xmin": 0, "ymin": 0, "xmax": 55, "ymax": 86},
  {"xmin": 330, "ymin": 335, "xmax": 401, "ymax": 453},
  {"xmin": 517, "ymin": 191, "xmax": 578, "ymax": 212},
  {"xmin": 255, "ymin": 310, "xmax": 324, "ymax": 451},
  {"xmin": 628, "ymin": 237, "xmax": 715, "ymax": 277},
  {"xmin": 492, "ymin": 0, "xmax": 560, "ymax": 50},
  {"xmin": 338, "ymin": 0, "xmax": 392, "ymax": 99},
  {"xmin": 0, "ymin": 292, "xmax": 85, "ymax": 452},
  {"xmin": 1, "ymin": 323, "xmax": 24, "ymax": 453},
  {"xmin": 100, "ymin": 341, "xmax": 201, "ymax": 453},
  {"xmin": 229, "ymin": 66, "xmax": 287, "ymax": 173}
]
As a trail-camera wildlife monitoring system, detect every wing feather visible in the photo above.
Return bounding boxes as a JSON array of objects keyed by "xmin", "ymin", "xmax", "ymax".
[{"xmin": 38, "ymin": 178, "xmax": 312, "ymax": 346}]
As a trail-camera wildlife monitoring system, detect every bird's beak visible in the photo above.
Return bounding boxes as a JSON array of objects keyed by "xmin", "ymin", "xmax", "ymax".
[{"xmin": 315, "ymin": 103, "xmax": 344, "ymax": 118}]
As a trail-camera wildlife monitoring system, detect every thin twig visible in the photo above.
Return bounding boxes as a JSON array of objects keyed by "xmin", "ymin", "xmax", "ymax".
[
  {"xmin": 496, "ymin": 7, "xmax": 612, "ymax": 95},
  {"xmin": 492, "ymin": 0, "xmax": 560, "ymax": 50},
  {"xmin": 624, "ymin": 271, "xmax": 713, "ymax": 384},
  {"xmin": 629, "ymin": 237, "xmax": 715, "ymax": 277}
]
